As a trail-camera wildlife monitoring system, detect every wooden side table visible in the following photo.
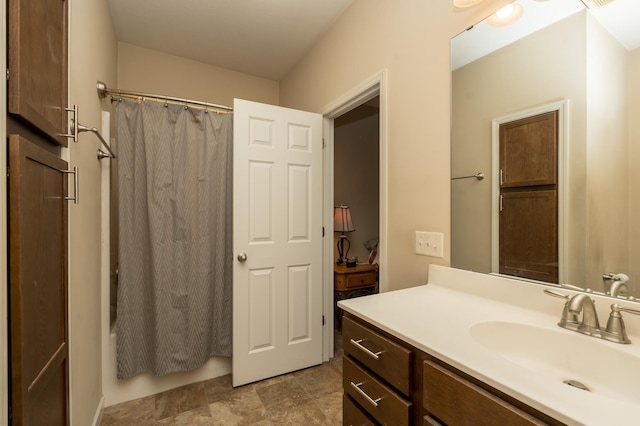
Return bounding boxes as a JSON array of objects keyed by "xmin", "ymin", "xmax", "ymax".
[{"xmin": 334, "ymin": 263, "xmax": 379, "ymax": 331}]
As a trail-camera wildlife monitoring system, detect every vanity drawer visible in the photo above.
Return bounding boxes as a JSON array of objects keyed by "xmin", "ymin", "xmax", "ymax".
[
  {"xmin": 343, "ymin": 315, "xmax": 413, "ymax": 396},
  {"xmin": 343, "ymin": 394, "xmax": 377, "ymax": 426},
  {"xmin": 344, "ymin": 356, "xmax": 412, "ymax": 425},
  {"xmin": 423, "ymin": 360, "xmax": 546, "ymax": 426}
]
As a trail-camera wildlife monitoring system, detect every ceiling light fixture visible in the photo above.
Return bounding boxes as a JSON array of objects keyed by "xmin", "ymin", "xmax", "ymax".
[
  {"xmin": 453, "ymin": 0, "xmax": 484, "ymax": 8},
  {"xmin": 486, "ymin": 1, "xmax": 524, "ymax": 27}
]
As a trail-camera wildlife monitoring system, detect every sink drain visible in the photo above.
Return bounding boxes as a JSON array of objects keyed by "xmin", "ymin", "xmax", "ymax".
[{"xmin": 563, "ymin": 379, "xmax": 590, "ymax": 392}]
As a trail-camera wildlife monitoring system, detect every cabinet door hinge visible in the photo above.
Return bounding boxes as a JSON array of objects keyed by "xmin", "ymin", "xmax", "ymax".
[
  {"xmin": 322, "ymin": 315, "xmax": 325, "ymax": 326},
  {"xmin": 6, "ymin": 69, "xmax": 9, "ymax": 81},
  {"xmin": 322, "ymin": 226, "xmax": 325, "ymax": 237}
]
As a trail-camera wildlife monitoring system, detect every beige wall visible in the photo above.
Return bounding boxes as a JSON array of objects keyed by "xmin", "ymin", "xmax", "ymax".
[
  {"xmin": 117, "ymin": 43, "xmax": 279, "ymax": 107},
  {"xmin": 334, "ymin": 108, "xmax": 380, "ymax": 263},
  {"xmin": 629, "ymin": 47, "xmax": 640, "ymax": 295},
  {"xmin": 280, "ymin": 0, "xmax": 514, "ymax": 290},
  {"xmin": 452, "ymin": 13, "xmax": 588, "ymax": 282},
  {"xmin": 68, "ymin": 0, "xmax": 118, "ymax": 424},
  {"xmin": 585, "ymin": 14, "xmax": 629, "ymax": 292}
]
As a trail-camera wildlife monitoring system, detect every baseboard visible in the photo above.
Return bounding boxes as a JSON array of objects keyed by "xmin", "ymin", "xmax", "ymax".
[{"xmin": 91, "ymin": 396, "xmax": 105, "ymax": 426}]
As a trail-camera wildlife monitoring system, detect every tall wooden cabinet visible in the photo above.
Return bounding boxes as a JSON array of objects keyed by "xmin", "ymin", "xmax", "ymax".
[
  {"xmin": 7, "ymin": 0, "xmax": 70, "ymax": 424},
  {"xmin": 8, "ymin": 0, "xmax": 69, "ymax": 147}
]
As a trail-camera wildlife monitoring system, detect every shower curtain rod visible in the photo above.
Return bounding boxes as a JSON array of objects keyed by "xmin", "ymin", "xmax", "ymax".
[{"xmin": 96, "ymin": 81, "xmax": 233, "ymax": 112}]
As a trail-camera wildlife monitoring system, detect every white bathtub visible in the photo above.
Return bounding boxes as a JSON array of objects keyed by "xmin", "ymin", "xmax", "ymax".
[{"xmin": 102, "ymin": 329, "xmax": 231, "ymax": 406}]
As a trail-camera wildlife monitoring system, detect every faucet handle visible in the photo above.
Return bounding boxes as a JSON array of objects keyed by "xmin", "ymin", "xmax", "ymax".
[
  {"xmin": 544, "ymin": 289, "xmax": 570, "ymax": 300},
  {"xmin": 613, "ymin": 304, "xmax": 640, "ymax": 316},
  {"xmin": 603, "ymin": 304, "xmax": 640, "ymax": 344}
]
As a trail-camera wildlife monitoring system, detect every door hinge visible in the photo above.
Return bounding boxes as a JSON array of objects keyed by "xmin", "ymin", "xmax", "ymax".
[
  {"xmin": 322, "ymin": 315, "xmax": 325, "ymax": 326},
  {"xmin": 6, "ymin": 69, "xmax": 9, "ymax": 81},
  {"xmin": 6, "ymin": 167, "xmax": 9, "ymax": 177}
]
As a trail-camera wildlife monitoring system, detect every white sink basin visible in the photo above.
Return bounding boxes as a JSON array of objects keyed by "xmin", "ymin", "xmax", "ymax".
[{"xmin": 469, "ymin": 321, "xmax": 640, "ymax": 404}]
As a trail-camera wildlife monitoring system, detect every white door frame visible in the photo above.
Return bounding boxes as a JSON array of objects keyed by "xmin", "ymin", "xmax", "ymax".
[
  {"xmin": 320, "ymin": 70, "xmax": 388, "ymax": 360},
  {"xmin": 490, "ymin": 99, "xmax": 568, "ymax": 284}
]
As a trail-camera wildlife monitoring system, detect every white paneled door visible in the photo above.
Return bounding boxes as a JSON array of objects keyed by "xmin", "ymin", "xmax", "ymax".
[{"xmin": 232, "ymin": 99, "xmax": 323, "ymax": 387}]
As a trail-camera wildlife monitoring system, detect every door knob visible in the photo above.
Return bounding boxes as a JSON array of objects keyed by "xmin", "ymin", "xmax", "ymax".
[{"xmin": 237, "ymin": 253, "xmax": 248, "ymax": 262}]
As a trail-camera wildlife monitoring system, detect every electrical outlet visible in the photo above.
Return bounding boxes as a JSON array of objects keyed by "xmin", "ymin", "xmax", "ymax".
[{"xmin": 415, "ymin": 231, "xmax": 444, "ymax": 258}]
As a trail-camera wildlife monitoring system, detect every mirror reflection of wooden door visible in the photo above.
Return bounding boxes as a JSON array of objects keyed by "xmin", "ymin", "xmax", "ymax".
[{"xmin": 499, "ymin": 111, "xmax": 559, "ymax": 283}]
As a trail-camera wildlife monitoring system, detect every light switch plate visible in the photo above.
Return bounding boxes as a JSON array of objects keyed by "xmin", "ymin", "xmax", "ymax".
[{"xmin": 415, "ymin": 231, "xmax": 444, "ymax": 258}]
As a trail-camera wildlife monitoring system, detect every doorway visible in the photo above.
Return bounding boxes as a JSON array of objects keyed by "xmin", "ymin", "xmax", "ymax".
[
  {"xmin": 321, "ymin": 72, "xmax": 387, "ymax": 360},
  {"xmin": 332, "ymin": 97, "xmax": 380, "ymax": 350}
]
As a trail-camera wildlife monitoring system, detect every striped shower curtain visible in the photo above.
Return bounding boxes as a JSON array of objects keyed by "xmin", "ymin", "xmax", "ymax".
[{"xmin": 115, "ymin": 98, "xmax": 233, "ymax": 379}]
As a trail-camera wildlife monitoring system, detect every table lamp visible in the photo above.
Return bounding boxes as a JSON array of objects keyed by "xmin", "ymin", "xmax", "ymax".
[{"xmin": 334, "ymin": 205, "xmax": 355, "ymax": 264}]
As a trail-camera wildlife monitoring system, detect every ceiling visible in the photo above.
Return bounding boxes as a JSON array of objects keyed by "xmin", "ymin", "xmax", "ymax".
[
  {"xmin": 453, "ymin": 0, "xmax": 640, "ymax": 70},
  {"xmin": 109, "ymin": 0, "xmax": 639, "ymax": 81},
  {"xmin": 107, "ymin": 0, "xmax": 353, "ymax": 81}
]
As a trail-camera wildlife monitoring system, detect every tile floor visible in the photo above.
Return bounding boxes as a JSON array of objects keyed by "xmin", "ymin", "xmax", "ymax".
[{"xmin": 100, "ymin": 332, "xmax": 344, "ymax": 425}]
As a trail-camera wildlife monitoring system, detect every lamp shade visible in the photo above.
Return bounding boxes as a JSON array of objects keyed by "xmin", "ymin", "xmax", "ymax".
[{"xmin": 334, "ymin": 206, "xmax": 355, "ymax": 233}]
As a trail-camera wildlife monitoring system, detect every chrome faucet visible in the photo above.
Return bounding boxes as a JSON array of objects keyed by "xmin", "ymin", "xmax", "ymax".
[
  {"xmin": 603, "ymin": 272, "xmax": 631, "ymax": 297},
  {"xmin": 546, "ymin": 289, "xmax": 640, "ymax": 344},
  {"xmin": 567, "ymin": 293, "xmax": 600, "ymax": 336},
  {"xmin": 609, "ymin": 280, "xmax": 629, "ymax": 298}
]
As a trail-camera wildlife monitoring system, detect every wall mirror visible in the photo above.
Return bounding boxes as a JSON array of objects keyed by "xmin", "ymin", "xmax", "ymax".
[{"xmin": 451, "ymin": 0, "xmax": 640, "ymax": 300}]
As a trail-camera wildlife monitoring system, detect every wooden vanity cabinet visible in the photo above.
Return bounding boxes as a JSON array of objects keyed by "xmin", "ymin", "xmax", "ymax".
[
  {"xmin": 342, "ymin": 313, "xmax": 565, "ymax": 426},
  {"xmin": 342, "ymin": 315, "xmax": 415, "ymax": 425},
  {"xmin": 343, "ymin": 393, "xmax": 377, "ymax": 426},
  {"xmin": 423, "ymin": 360, "xmax": 550, "ymax": 426}
]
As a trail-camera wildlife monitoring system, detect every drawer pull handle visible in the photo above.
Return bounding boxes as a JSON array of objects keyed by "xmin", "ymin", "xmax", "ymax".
[
  {"xmin": 350, "ymin": 381, "xmax": 382, "ymax": 407},
  {"xmin": 350, "ymin": 338, "xmax": 382, "ymax": 360}
]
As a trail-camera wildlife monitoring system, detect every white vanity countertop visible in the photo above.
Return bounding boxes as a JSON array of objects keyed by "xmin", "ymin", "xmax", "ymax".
[{"xmin": 338, "ymin": 265, "xmax": 640, "ymax": 426}]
